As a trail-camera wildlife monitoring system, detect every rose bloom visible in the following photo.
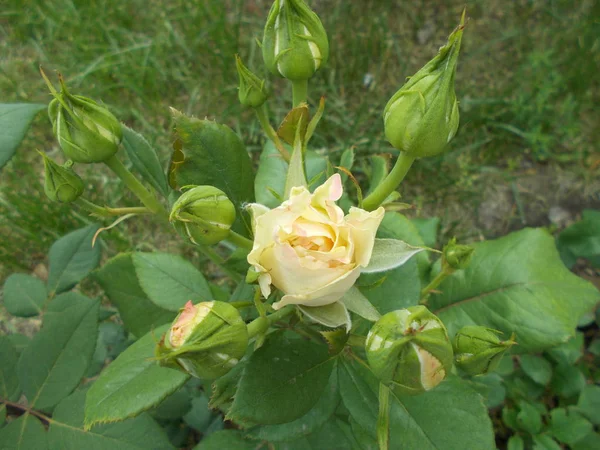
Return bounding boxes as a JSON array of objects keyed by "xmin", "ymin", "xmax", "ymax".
[{"xmin": 247, "ymin": 174, "xmax": 384, "ymax": 310}]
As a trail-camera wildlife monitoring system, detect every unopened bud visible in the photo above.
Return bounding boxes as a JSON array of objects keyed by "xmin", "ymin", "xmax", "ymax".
[
  {"xmin": 366, "ymin": 306, "xmax": 453, "ymax": 395},
  {"xmin": 42, "ymin": 70, "xmax": 122, "ymax": 163},
  {"xmin": 40, "ymin": 152, "xmax": 84, "ymax": 203},
  {"xmin": 454, "ymin": 326, "xmax": 516, "ymax": 376},
  {"xmin": 236, "ymin": 56, "xmax": 269, "ymax": 108},
  {"xmin": 383, "ymin": 12, "xmax": 465, "ymax": 157},
  {"xmin": 156, "ymin": 301, "xmax": 249, "ymax": 379},
  {"xmin": 443, "ymin": 237, "xmax": 474, "ymax": 270},
  {"xmin": 170, "ymin": 186, "xmax": 236, "ymax": 246},
  {"xmin": 262, "ymin": 0, "xmax": 329, "ymax": 81}
]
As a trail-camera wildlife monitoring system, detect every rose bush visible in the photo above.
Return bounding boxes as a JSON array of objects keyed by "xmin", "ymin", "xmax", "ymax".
[{"xmin": 247, "ymin": 173, "xmax": 384, "ymax": 309}]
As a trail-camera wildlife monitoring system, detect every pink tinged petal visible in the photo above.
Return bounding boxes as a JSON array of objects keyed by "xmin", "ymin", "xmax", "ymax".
[
  {"xmin": 346, "ymin": 206, "xmax": 385, "ymax": 267},
  {"xmin": 414, "ymin": 344, "xmax": 446, "ymax": 390},
  {"xmin": 313, "ymin": 173, "xmax": 343, "ymax": 203},
  {"xmin": 272, "ymin": 265, "xmax": 362, "ymax": 309},
  {"xmin": 169, "ymin": 301, "xmax": 214, "ymax": 348}
]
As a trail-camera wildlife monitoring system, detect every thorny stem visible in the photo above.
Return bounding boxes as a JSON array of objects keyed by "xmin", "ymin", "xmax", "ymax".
[
  {"xmin": 75, "ymin": 198, "xmax": 151, "ymax": 218},
  {"xmin": 226, "ymin": 230, "xmax": 254, "ymax": 250}
]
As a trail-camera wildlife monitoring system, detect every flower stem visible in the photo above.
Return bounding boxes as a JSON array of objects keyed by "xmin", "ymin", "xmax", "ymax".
[
  {"xmin": 104, "ymin": 154, "xmax": 168, "ymax": 219},
  {"xmin": 377, "ymin": 383, "xmax": 391, "ymax": 450},
  {"xmin": 420, "ymin": 266, "xmax": 455, "ymax": 304},
  {"xmin": 362, "ymin": 151, "xmax": 416, "ymax": 212},
  {"xmin": 292, "ymin": 79, "xmax": 308, "ymax": 107},
  {"xmin": 247, "ymin": 305, "xmax": 295, "ymax": 338},
  {"xmin": 75, "ymin": 198, "xmax": 151, "ymax": 218},
  {"xmin": 255, "ymin": 104, "xmax": 290, "ymax": 161},
  {"xmin": 226, "ymin": 229, "xmax": 254, "ymax": 250}
]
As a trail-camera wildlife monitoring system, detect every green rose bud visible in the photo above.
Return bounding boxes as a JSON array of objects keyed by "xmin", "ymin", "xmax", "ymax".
[
  {"xmin": 39, "ymin": 152, "xmax": 84, "ymax": 203},
  {"xmin": 170, "ymin": 185, "xmax": 236, "ymax": 246},
  {"xmin": 41, "ymin": 70, "xmax": 122, "ymax": 164},
  {"xmin": 235, "ymin": 55, "xmax": 269, "ymax": 108},
  {"xmin": 366, "ymin": 306, "xmax": 454, "ymax": 395},
  {"xmin": 262, "ymin": 0, "xmax": 329, "ymax": 81},
  {"xmin": 443, "ymin": 237, "xmax": 474, "ymax": 270},
  {"xmin": 383, "ymin": 12, "xmax": 465, "ymax": 158},
  {"xmin": 156, "ymin": 301, "xmax": 249, "ymax": 379},
  {"xmin": 453, "ymin": 326, "xmax": 516, "ymax": 376}
]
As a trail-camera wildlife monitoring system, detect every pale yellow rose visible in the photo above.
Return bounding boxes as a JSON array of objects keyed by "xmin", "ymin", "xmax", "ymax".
[{"xmin": 247, "ymin": 174, "xmax": 385, "ymax": 310}]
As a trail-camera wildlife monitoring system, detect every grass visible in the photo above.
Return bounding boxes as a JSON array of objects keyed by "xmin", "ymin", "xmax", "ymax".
[{"xmin": 0, "ymin": 0, "xmax": 599, "ymax": 280}]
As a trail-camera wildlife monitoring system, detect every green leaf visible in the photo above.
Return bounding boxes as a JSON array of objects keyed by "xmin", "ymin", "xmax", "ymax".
[
  {"xmin": 338, "ymin": 358, "xmax": 495, "ymax": 450},
  {"xmin": 227, "ymin": 333, "xmax": 336, "ymax": 426},
  {"xmin": 428, "ymin": 228, "xmax": 600, "ymax": 352},
  {"xmin": 339, "ymin": 147, "xmax": 355, "ymax": 183},
  {"xmin": 410, "ymin": 217, "xmax": 440, "ymax": 248},
  {"xmin": 577, "ymin": 385, "xmax": 600, "ymax": 425},
  {"xmin": 133, "ymin": 252, "xmax": 212, "ymax": 311},
  {"xmin": 2, "ymin": 274, "xmax": 46, "ymax": 317},
  {"xmin": 121, "ymin": 125, "xmax": 170, "ymax": 198},
  {"xmin": 48, "ymin": 390, "xmax": 173, "ymax": 450},
  {"xmin": 6, "ymin": 334, "xmax": 30, "ymax": 355},
  {"xmin": 0, "ymin": 414, "xmax": 47, "ymax": 449},
  {"xmin": 47, "ymin": 225, "xmax": 102, "ymax": 294},
  {"xmin": 550, "ymin": 364, "xmax": 586, "ymax": 398},
  {"xmin": 194, "ymin": 430, "xmax": 255, "ymax": 450},
  {"xmin": 362, "ymin": 238, "xmax": 425, "ymax": 274},
  {"xmin": 254, "ymin": 141, "xmax": 327, "ymax": 208},
  {"xmin": 169, "ymin": 112, "xmax": 254, "ymax": 233},
  {"xmin": 556, "ymin": 209, "xmax": 600, "ymax": 268},
  {"xmin": 358, "ymin": 260, "xmax": 420, "ymax": 314},
  {"xmin": 516, "ymin": 401, "xmax": 543, "ymax": 434},
  {"xmin": 17, "ymin": 294, "xmax": 99, "ymax": 410},
  {"xmin": 0, "ymin": 103, "xmax": 45, "ymax": 169},
  {"xmin": 573, "ymin": 433, "xmax": 600, "ymax": 450},
  {"xmin": 519, "ymin": 355, "xmax": 553, "ymax": 386},
  {"xmin": 507, "ymin": 435, "xmax": 525, "ymax": 450},
  {"xmin": 299, "ymin": 302, "xmax": 351, "ymax": 331},
  {"xmin": 377, "ymin": 212, "xmax": 430, "ymax": 278},
  {"xmin": 0, "ymin": 337, "xmax": 20, "ymax": 401},
  {"xmin": 183, "ymin": 394, "xmax": 216, "ymax": 432},
  {"xmin": 548, "ymin": 407, "xmax": 593, "ymax": 446},
  {"xmin": 85, "ymin": 324, "xmax": 189, "ymax": 428},
  {"xmin": 532, "ymin": 434, "xmax": 562, "ymax": 450},
  {"xmin": 546, "ymin": 332, "xmax": 584, "ymax": 365},
  {"xmin": 93, "ymin": 253, "xmax": 175, "ymax": 337},
  {"xmin": 341, "ymin": 287, "xmax": 381, "ymax": 321},
  {"xmin": 249, "ymin": 369, "xmax": 339, "ymax": 442},
  {"xmin": 284, "ymin": 131, "xmax": 308, "ymax": 199},
  {"xmin": 470, "ymin": 373, "xmax": 506, "ymax": 408},
  {"xmin": 0, "ymin": 405, "xmax": 5, "ymax": 427},
  {"xmin": 151, "ymin": 389, "xmax": 192, "ymax": 421},
  {"xmin": 275, "ymin": 420, "xmax": 360, "ymax": 450}
]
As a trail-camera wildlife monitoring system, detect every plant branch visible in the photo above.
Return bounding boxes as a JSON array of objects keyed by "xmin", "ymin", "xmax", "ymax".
[
  {"xmin": 362, "ymin": 151, "xmax": 416, "ymax": 211},
  {"xmin": 104, "ymin": 154, "xmax": 168, "ymax": 220},
  {"xmin": 247, "ymin": 305, "xmax": 295, "ymax": 338},
  {"xmin": 420, "ymin": 266, "xmax": 455, "ymax": 304},
  {"xmin": 1, "ymin": 399, "xmax": 53, "ymax": 425},
  {"xmin": 226, "ymin": 230, "xmax": 254, "ymax": 250}
]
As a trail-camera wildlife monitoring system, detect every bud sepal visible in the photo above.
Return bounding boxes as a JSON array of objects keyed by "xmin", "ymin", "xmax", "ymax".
[
  {"xmin": 383, "ymin": 12, "xmax": 465, "ymax": 157},
  {"xmin": 169, "ymin": 185, "xmax": 236, "ymax": 246},
  {"xmin": 235, "ymin": 55, "xmax": 269, "ymax": 108},
  {"xmin": 42, "ymin": 70, "xmax": 122, "ymax": 164},
  {"xmin": 40, "ymin": 152, "xmax": 84, "ymax": 203},
  {"xmin": 453, "ymin": 326, "xmax": 516, "ymax": 376},
  {"xmin": 366, "ymin": 306, "xmax": 453, "ymax": 395},
  {"xmin": 443, "ymin": 237, "xmax": 474, "ymax": 270},
  {"xmin": 156, "ymin": 301, "xmax": 249, "ymax": 379},
  {"xmin": 262, "ymin": 0, "xmax": 329, "ymax": 81}
]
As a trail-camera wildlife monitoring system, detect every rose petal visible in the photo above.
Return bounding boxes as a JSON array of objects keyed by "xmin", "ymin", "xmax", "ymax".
[
  {"xmin": 273, "ymin": 265, "xmax": 362, "ymax": 309},
  {"xmin": 346, "ymin": 206, "xmax": 385, "ymax": 267}
]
